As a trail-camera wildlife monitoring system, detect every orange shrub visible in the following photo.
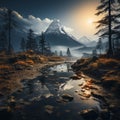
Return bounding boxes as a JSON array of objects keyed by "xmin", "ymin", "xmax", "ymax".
[
  {"xmin": 0, "ymin": 65, "xmax": 12, "ymax": 71},
  {"xmin": 98, "ymin": 58, "xmax": 119, "ymax": 64},
  {"xmin": 26, "ymin": 60, "xmax": 34, "ymax": 65},
  {"xmin": 97, "ymin": 58, "xmax": 120, "ymax": 68},
  {"xmin": 14, "ymin": 61, "xmax": 28, "ymax": 66},
  {"xmin": 89, "ymin": 62, "xmax": 98, "ymax": 68},
  {"xmin": 48, "ymin": 56, "xmax": 64, "ymax": 61}
]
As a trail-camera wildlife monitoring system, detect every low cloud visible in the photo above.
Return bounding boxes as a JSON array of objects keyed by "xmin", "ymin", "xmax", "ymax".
[
  {"xmin": 0, "ymin": 7, "xmax": 74, "ymax": 35},
  {"xmin": 27, "ymin": 15, "xmax": 53, "ymax": 34}
]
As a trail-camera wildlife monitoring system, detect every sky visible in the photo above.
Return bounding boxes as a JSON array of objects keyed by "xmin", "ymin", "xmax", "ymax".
[{"xmin": 0, "ymin": 0, "xmax": 100, "ymax": 40}]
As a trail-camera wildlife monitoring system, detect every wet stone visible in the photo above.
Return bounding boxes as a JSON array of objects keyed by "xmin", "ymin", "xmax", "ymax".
[
  {"xmin": 79, "ymin": 109, "xmax": 99, "ymax": 120},
  {"xmin": 44, "ymin": 105, "xmax": 54, "ymax": 114},
  {"xmin": 61, "ymin": 94, "xmax": 74, "ymax": 101},
  {"xmin": 70, "ymin": 75, "xmax": 81, "ymax": 80}
]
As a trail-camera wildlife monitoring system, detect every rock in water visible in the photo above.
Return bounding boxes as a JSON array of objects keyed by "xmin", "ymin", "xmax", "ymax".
[
  {"xmin": 80, "ymin": 109, "xmax": 98, "ymax": 120},
  {"xmin": 61, "ymin": 94, "xmax": 74, "ymax": 101},
  {"xmin": 44, "ymin": 105, "xmax": 54, "ymax": 114}
]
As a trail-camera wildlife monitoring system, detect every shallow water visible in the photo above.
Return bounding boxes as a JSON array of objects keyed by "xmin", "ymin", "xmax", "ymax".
[{"xmin": 11, "ymin": 62, "xmax": 101, "ymax": 120}]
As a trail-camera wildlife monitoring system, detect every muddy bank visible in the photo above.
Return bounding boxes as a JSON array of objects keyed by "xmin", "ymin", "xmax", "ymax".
[
  {"xmin": 0, "ymin": 62, "xmax": 103, "ymax": 120},
  {"xmin": 71, "ymin": 57, "xmax": 120, "ymax": 120}
]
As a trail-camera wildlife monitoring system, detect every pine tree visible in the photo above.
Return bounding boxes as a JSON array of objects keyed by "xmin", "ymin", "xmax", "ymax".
[
  {"xmin": 66, "ymin": 48, "xmax": 72, "ymax": 57},
  {"xmin": 0, "ymin": 31, "xmax": 7, "ymax": 51},
  {"xmin": 1, "ymin": 9, "xmax": 18, "ymax": 54},
  {"xmin": 60, "ymin": 50, "xmax": 63, "ymax": 56},
  {"xmin": 95, "ymin": 0, "xmax": 120, "ymax": 56},
  {"xmin": 45, "ymin": 43, "xmax": 51, "ymax": 55},
  {"xmin": 96, "ymin": 38, "xmax": 103, "ymax": 55},
  {"xmin": 39, "ymin": 32, "xmax": 46, "ymax": 55},
  {"xmin": 92, "ymin": 49, "xmax": 97, "ymax": 57},
  {"xmin": 54, "ymin": 50, "xmax": 58, "ymax": 56},
  {"xmin": 26, "ymin": 29, "xmax": 37, "ymax": 51},
  {"xmin": 20, "ymin": 38, "xmax": 26, "ymax": 52},
  {"xmin": 113, "ymin": 5, "xmax": 120, "ymax": 53}
]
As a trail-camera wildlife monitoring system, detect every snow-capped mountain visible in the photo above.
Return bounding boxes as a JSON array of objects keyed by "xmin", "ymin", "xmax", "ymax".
[
  {"xmin": 45, "ymin": 19, "xmax": 84, "ymax": 47},
  {"xmin": 79, "ymin": 36, "xmax": 97, "ymax": 47},
  {"xmin": 45, "ymin": 19, "xmax": 65, "ymax": 34}
]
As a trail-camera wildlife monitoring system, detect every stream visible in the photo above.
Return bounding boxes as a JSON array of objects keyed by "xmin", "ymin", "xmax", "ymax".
[{"xmin": 3, "ymin": 62, "xmax": 103, "ymax": 120}]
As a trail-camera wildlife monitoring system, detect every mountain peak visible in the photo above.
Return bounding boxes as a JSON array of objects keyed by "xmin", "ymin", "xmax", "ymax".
[{"xmin": 45, "ymin": 19, "xmax": 65, "ymax": 34}]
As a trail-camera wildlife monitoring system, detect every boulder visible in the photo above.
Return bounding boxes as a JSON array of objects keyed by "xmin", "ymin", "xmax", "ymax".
[
  {"xmin": 44, "ymin": 105, "xmax": 54, "ymax": 114},
  {"xmin": 80, "ymin": 109, "xmax": 98, "ymax": 120},
  {"xmin": 70, "ymin": 75, "xmax": 81, "ymax": 80},
  {"xmin": 61, "ymin": 94, "xmax": 74, "ymax": 101}
]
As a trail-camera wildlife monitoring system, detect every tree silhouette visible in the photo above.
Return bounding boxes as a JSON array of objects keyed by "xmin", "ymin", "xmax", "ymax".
[
  {"xmin": 26, "ymin": 29, "xmax": 37, "ymax": 51},
  {"xmin": 54, "ymin": 50, "xmax": 58, "ymax": 56},
  {"xmin": 113, "ymin": 6, "xmax": 120, "ymax": 53},
  {"xmin": 20, "ymin": 38, "xmax": 26, "ymax": 52},
  {"xmin": 45, "ymin": 43, "xmax": 52, "ymax": 55},
  {"xmin": 92, "ymin": 49, "xmax": 97, "ymax": 57},
  {"xmin": 66, "ymin": 48, "xmax": 72, "ymax": 57},
  {"xmin": 0, "ymin": 31, "xmax": 7, "ymax": 51},
  {"xmin": 96, "ymin": 38, "xmax": 103, "ymax": 55},
  {"xmin": 60, "ymin": 50, "xmax": 63, "ymax": 56},
  {"xmin": 1, "ymin": 9, "xmax": 18, "ymax": 54},
  {"xmin": 39, "ymin": 32, "xmax": 46, "ymax": 55},
  {"xmin": 95, "ymin": 0, "xmax": 120, "ymax": 57}
]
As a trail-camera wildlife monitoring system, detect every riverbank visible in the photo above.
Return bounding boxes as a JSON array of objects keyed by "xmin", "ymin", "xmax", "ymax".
[
  {"xmin": 72, "ymin": 56, "xmax": 120, "ymax": 120},
  {"xmin": 0, "ymin": 51, "xmax": 65, "ymax": 97}
]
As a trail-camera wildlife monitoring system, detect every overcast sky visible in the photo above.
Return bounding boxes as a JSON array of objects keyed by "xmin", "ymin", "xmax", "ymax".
[{"xmin": 0, "ymin": 0, "xmax": 99, "ymax": 40}]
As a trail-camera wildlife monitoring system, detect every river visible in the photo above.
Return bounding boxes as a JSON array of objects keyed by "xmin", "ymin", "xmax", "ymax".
[{"xmin": 4, "ymin": 62, "xmax": 102, "ymax": 120}]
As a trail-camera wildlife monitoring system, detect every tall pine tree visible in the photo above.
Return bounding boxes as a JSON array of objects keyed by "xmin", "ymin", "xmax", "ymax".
[
  {"xmin": 95, "ymin": 0, "xmax": 120, "ymax": 56},
  {"xmin": 39, "ymin": 32, "xmax": 46, "ymax": 55},
  {"xmin": 1, "ymin": 9, "xmax": 18, "ymax": 54},
  {"xmin": 26, "ymin": 29, "xmax": 37, "ymax": 51},
  {"xmin": 66, "ymin": 48, "xmax": 72, "ymax": 57},
  {"xmin": 20, "ymin": 38, "xmax": 26, "ymax": 52},
  {"xmin": 0, "ymin": 31, "xmax": 7, "ymax": 51},
  {"xmin": 96, "ymin": 38, "xmax": 103, "ymax": 55},
  {"xmin": 113, "ymin": 4, "xmax": 120, "ymax": 53}
]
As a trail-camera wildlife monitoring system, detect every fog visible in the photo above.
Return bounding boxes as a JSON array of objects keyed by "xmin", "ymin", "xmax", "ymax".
[{"xmin": 51, "ymin": 45, "xmax": 92, "ymax": 58}]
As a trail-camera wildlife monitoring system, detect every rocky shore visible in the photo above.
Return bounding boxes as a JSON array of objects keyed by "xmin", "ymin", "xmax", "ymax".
[{"xmin": 71, "ymin": 57, "xmax": 120, "ymax": 120}]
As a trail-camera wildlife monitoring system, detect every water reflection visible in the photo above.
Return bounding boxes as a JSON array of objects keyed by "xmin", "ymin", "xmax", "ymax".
[
  {"xmin": 40, "ymin": 75, "xmax": 46, "ymax": 88},
  {"xmin": 50, "ymin": 63, "xmax": 72, "ymax": 73},
  {"xmin": 11, "ymin": 62, "xmax": 101, "ymax": 120}
]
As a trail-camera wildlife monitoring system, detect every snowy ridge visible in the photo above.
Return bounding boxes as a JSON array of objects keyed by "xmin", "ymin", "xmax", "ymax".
[{"xmin": 45, "ymin": 19, "xmax": 65, "ymax": 34}]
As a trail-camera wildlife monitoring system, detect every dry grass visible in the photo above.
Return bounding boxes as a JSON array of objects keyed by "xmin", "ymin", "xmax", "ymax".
[
  {"xmin": 88, "ymin": 58, "xmax": 120, "ymax": 69},
  {"xmin": 26, "ymin": 60, "xmax": 34, "ymax": 65},
  {"xmin": 89, "ymin": 62, "xmax": 98, "ymax": 68},
  {"xmin": 14, "ymin": 60, "xmax": 28, "ymax": 66},
  {"xmin": 48, "ymin": 56, "xmax": 65, "ymax": 61},
  {"xmin": 0, "ymin": 65, "xmax": 12, "ymax": 71},
  {"xmin": 98, "ymin": 58, "xmax": 119, "ymax": 64}
]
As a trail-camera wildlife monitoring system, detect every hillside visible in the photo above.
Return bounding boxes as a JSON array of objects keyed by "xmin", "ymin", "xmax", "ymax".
[{"xmin": 0, "ymin": 51, "xmax": 65, "ymax": 95}]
